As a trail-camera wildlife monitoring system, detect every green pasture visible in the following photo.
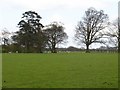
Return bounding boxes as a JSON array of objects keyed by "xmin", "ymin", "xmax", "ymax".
[{"xmin": 2, "ymin": 52, "xmax": 118, "ymax": 88}]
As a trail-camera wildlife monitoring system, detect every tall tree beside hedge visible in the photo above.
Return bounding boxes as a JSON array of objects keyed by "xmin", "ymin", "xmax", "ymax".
[{"xmin": 12, "ymin": 11, "xmax": 45, "ymax": 53}]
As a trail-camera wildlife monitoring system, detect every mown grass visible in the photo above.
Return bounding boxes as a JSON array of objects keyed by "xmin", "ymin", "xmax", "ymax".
[{"xmin": 2, "ymin": 52, "xmax": 118, "ymax": 88}]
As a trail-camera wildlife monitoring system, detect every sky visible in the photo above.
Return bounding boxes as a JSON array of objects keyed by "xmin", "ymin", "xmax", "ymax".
[{"xmin": 0, "ymin": 0, "xmax": 119, "ymax": 48}]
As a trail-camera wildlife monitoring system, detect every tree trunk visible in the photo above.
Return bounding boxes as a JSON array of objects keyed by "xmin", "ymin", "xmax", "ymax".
[
  {"xmin": 51, "ymin": 47, "xmax": 57, "ymax": 53},
  {"xmin": 86, "ymin": 44, "xmax": 90, "ymax": 53},
  {"xmin": 51, "ymin": 44, "xmax": 57, "ymax": 53},
  {"xmin": 26, "ymin": 42, "xmax": 30, "ymax": 53},
  {"xmin": 37, "ymin": 44, "xmax": 43, "ymax": 53}
]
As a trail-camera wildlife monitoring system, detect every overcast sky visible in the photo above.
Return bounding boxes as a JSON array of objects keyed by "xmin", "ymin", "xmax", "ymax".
[{"xmin": 0, "ymin": 0, "xmax": 119, "ymax": 48}]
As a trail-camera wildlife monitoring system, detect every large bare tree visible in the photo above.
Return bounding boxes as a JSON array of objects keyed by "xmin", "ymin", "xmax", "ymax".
[
  {"xmin": 105, "ymin": 19, "xmax": 118, "ymax": 48},
  {"xmin": 75, "ymin": 7, "xmax": 108, "ymax": 52},
  {"xmin": 44, "ymin": 22, "xmax": 68, "ymax": 53}
]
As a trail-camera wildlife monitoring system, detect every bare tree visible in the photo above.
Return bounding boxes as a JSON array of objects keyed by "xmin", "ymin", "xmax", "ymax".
[
  {"xmin": 74, "ymin": 7, "xmax": 108, "ymax": 52},
  {"xmin": 1, "ymin": 28, "xmax": 11, "ymax": 53},
  {"xmin": 105, "ymin": 19, "xmax": 118, "ymax": 48},
  {"xmin": 1, "ymin": 28, "xmax": 11, "ymax": 46},
  {"xmin": 44, "ymin": 22, "xmax": 68, "ymax": 53},
  {"xmin": 118, "ymin": 17, "xmax": 120, "ymax": 53}
]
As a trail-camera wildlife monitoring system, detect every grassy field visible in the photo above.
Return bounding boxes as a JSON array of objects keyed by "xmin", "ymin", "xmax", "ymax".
[{"xmin": 2, "ymin": 52, "xmax": 118, "ymax": 88}]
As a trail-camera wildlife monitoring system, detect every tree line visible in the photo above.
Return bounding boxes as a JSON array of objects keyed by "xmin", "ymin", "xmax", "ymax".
[{"xmin": 1, "ymin": 7, "xmax": 119, "ymax": 53}]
